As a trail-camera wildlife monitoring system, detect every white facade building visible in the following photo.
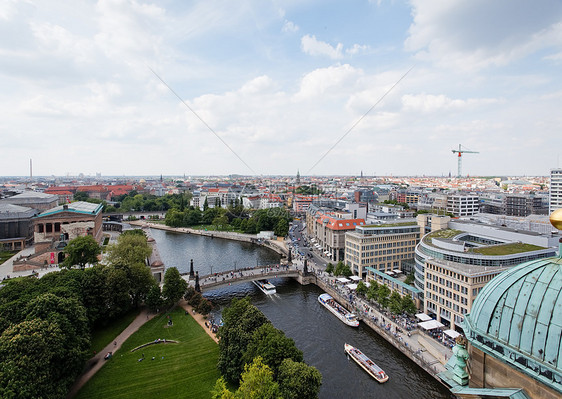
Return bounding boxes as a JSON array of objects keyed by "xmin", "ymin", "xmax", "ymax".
[
  {"xmin": 447, "ymin": 194, "xmax": 479, "ymax": 217},
  {"xmin": 550, "ymin": 168, "xmax": 562, "ymax": 213}
]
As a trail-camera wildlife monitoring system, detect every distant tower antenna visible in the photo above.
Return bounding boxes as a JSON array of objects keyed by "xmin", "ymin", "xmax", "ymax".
[{"xmin": 30, "ymin": 158, "xmax": 32, "ymax": 180}]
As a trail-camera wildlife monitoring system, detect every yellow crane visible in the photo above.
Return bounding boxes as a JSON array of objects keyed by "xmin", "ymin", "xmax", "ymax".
[{"xmin": 452, "ymin": 144, "xmax": 479, "ymax": 177}]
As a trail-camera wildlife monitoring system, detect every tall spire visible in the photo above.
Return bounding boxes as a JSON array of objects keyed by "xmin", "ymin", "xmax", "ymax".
[{"xmin": 296, "ymin": 169, "xmax": 300, "ymax": 185}]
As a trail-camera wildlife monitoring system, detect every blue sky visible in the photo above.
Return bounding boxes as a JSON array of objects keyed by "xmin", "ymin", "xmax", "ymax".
[{"xmin": 1, "ymin": 0, "xmax": 562, "ymax": 177}]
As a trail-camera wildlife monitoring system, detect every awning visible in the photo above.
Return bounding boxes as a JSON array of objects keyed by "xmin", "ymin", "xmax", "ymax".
[
  {"xmin": 349, "ymin": 276, "xmax": 362, "ymax": 281},
  {"xmin": 365, "ymin": 282, "xmax": 371, "ymax": 288},
  {"xmin": 337, "ymin": 277, "xmax": 351, "ymax": 283},
  {"xmin": 346, "ymin": 283, "xmax": 358, "ymax": 290},
  {"xmin": 386, "ymin": 271, "xmax": 395, "ymax": 275},
  {"xmin": 393, "ymin": 269, "xmax": 401, "ymax": 273},
  {"xmin": 444, "ymin": 329, "xmax": 461, "ymax": 339},
  {"xmin": 416, "ymin": 313, "xmax": 432, "ymax": 322},
  {"xmin": 418, "ymin": 320, "xmax": 444, "ymax": 330}
]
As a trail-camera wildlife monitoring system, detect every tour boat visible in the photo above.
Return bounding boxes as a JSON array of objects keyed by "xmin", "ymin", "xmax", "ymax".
[
  {"xmin": 253, "ymin": 279, "xmax": 276, "ymax": 295},
  {"xmin": 344, "ymin": 343, "xmax": 389, "ymax": 383},
  {"xmin": 317, "ymin": 293, "xmax": 359, "ymax": 327}
]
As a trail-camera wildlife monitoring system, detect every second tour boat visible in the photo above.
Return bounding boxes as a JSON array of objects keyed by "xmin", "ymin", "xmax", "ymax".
[
  {"xmin": 345, "ymin": 343, "xmax": 389, "ymax": 383},
  {"xmin": 318, "ymin": 293, "xmax": 359, "ymax": 327}
]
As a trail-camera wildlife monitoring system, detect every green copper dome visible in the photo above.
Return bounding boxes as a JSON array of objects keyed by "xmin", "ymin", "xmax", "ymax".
[{"xmin": 464, "ymin": 255, "xmax": 562, "ymax": 393}]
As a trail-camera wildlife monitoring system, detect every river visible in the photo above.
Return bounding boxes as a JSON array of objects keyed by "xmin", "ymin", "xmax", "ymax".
[{"xmin": 150, "ymin": 228, "xmax": 453, "ymax": 399}]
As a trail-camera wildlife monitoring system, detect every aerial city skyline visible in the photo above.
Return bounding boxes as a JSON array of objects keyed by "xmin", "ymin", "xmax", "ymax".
[{"xmin": 2, "ymin": 1, "xmax": 562, "ymax": 177}]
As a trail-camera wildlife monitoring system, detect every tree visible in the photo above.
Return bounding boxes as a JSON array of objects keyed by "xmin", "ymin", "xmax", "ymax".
[
  {"xmin": 184, "ymin": 286, "xmax": 196, "ymax": 301},
  {"xmin": 25, "ymin": 293, "xmax": 90, "ymax": 381},
  {"xmin": 278, "ymin": 358, "xmax": 322, "ymax": 399},
  {"xmin": 62, "ymin": 235, "xmax": 101, "ymax": 269},
  {"xmin": 389, "ymin": 291, "xmax": 403, "ymax": 314},
  {"xmin": 73, "ymin": 191, "xmax": 89, "ymax": 201},
  {"xmin": 234, "ymin": 357, "xmax": 280, "ymax": 399},
  {"xmin": 242, "ymin": 323, "xmax": 303, "ymax": 379},
  {"xmin": 341, "ymin": 265, "xmax": 352, "ymax": 278},
  {"xmin": 211, "ymin": 377, "xmax": 235, "ymax": 399},
  {"xmin": 366, "ymin": 280, "xmax": 379, "ymax": 302},
  {"xmin": 273, "ymin": 218, "xmax": 289, "ymax": 237},
  {"xmin": 217, "ymin": 298, "xmax": 269, "ymax": 382},
  {"xmin": 145, "ymin": 285, "xmax": 163, "ymax": 312},
  {"xmin": 325, "ymin": 263, "xmax": 334, "ymax": 275},
  {"xmin": 356, "ymin": 280, "xmax": 367, "ymax": 296},
  {"xmin": 195, "ymin": 298, "xmax": 213, "ymax": 315},
  {"xmin": 203, "ymin": 197, "xmax": 209, "ymax": 210},
  {"xmin": 0, "ymin": 319, "xmax": 68, "ymax": 399},
  {"xmin": 162, "ymin": 267, "xmax": 187, "ymax": 306},
  {"xmin": 334, "ymin": 261, "xmax": 344, "ymax": 276},
  {"xmin": 376, "ymin": 284, "xmax": 391, "ymax": 308},
  {"xmin": 401, "ymin": 295, "xmax": 417, "ymax": 314},
  {"xmin": 104, "ymin": 267, "xmax": 132, "ymax": 319},
  {"xmin": 105, "ymin": 233, "xmax": 152, "ymax": 267}
]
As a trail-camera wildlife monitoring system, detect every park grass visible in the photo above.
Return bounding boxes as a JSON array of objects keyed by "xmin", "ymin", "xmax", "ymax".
[
  {"xmin": 76, "ymin": 307, "xmax": 220, "ymax": 399},
  {"xmin": 90, "ymin": 309, "xmax": 141, "ymax": 353},
  {"xmin": 0, "ymin": 250, "xmax": 17, "ymax": 265}
]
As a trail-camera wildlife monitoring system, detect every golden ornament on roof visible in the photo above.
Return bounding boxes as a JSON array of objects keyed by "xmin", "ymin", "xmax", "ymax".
[{"xmin": 550, "ymin": 208, "xmax": 562, "ymax": 231}]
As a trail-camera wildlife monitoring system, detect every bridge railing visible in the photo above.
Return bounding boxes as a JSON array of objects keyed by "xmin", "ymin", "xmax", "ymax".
[{"xmin": 196, "ymin": 264, "xmax": 301, "ymax": 288}]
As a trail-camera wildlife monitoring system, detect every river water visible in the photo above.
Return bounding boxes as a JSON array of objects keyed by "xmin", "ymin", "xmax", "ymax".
[{"xmin": 150, "ymin": 228, "xmax": 453, "ymax": 399}]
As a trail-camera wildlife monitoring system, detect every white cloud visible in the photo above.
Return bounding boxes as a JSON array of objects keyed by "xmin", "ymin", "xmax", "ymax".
[
  {"xmin": 282, "ymin": 20, "xmax": 298, "ymax": 33},
  {"xmin": 401, "ymin": 94, "xmax": 500, "ymax": 113},
  {"xmin": 295, "ymin": 64, "xmax": 362, "ymax": 99},
  {"xmin": 405, "ymin": 0, "xmax": 562, "ymax": 70},
  {"xmin": 301, "ymin": 34, "xmax": 343, "ymax": 59},
  {"xmin": 346, "ymin": 44, "xmax": 369, "ymax": 56}
]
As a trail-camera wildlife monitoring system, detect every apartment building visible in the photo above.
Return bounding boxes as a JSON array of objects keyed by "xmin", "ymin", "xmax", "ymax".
[
  {"xmin": 306, "ymin": 205, "xmax": 365, "ymax": 261},
  {"xmin": 446, "ymin": 193, "xmax": 479, "ymax": 216},
  {"xmin": 345, "ymin": 222, "xmax": 421, "ymax": 277}
]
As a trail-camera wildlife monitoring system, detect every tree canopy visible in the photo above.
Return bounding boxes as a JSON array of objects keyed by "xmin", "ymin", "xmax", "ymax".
[
  {"xmin": 162, "ymin": 267, "xmax": 187, "ymax": 306},
  {"xmin": 62, "ymin": 235, "xmax": 101, "ymax": 269}
]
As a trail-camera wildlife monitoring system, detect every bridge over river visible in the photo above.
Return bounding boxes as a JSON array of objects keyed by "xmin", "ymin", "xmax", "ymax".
[{"xmin": 182, "ymin": 264, "xmax": 305, "ymax": 291}]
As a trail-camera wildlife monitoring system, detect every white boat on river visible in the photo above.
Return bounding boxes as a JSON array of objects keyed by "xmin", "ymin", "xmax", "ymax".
[
  {"xmin": 253, "ymin": 279, "xmax": 276, "ymax": 295},
  {"xmin": 345, "ymin": 343, "xmax": 389, "ymax": 383},
  {"xmin": 318, "ymin": 293, "xmax": 359, "ymax": 327}
]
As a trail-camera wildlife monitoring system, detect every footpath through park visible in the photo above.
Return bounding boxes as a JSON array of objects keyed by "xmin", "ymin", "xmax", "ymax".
[{"xmin": 66, "ymin": 308, "xmax": 158, "ymax": 399}]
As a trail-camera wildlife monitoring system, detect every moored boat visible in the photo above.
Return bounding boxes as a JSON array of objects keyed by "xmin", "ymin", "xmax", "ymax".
[
  {"xmin": 318, "ymin": 293, "xmax": 359, "ymax": 327},
  {"xmin": 253, "ymin": 279, "xmax": 276, "ymax": 295},
  {"xmin": 344, "ymin": 343, "xmax": 389, "ymax": 383}
]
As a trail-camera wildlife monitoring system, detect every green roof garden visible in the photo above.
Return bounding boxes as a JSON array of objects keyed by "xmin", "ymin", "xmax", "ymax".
[{"xmin": 469, "ymin": 243, "xmax": 546, "ymax": 256}]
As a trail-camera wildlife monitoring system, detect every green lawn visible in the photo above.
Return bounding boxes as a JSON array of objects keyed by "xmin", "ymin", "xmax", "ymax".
[
  {"xmin": 76, "ymin": 307, "xmax": 220, "ymax": 399},
  {"xmin": 90, "ymin": 309, "xmax": 141, "ymax": 353},
  {"xmin": 470, "ymin": 243, "xmax": 546, "ymax": 255},
  {"xmin": 0, "ymin": 250, "xmax": 17, "ymax": 265}
]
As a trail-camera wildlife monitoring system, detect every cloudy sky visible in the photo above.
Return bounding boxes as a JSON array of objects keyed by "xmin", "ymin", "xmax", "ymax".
[{"xmin": 2, "ymin": 0, "xmax": 562, "ymax": 177}]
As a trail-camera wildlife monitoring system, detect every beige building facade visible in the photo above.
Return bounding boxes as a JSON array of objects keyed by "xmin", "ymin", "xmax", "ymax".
[{"xmin": 345, "ymin": 223, "xmax": 420, "ymax": 277}]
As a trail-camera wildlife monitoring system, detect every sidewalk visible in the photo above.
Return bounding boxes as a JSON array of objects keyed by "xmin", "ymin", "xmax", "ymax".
[{"xmin": 66, "ymin": 308, "xmax": 158, "ymax": 399}]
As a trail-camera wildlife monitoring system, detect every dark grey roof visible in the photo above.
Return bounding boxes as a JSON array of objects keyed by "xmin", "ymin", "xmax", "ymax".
[{"xmin": 0, "ymin": 203, "xmax": 38, "ymax": 220}]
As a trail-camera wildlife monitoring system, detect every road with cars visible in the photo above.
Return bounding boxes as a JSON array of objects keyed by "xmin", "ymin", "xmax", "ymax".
[{"xmin": 288, "ymin": 218, "xmax": 330, "ymax": 268}]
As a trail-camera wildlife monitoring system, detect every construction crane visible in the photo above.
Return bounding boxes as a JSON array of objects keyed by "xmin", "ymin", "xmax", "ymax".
[{"xmin": 452, "ymin": 144, "xmax": 479, "ymax": 177}]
